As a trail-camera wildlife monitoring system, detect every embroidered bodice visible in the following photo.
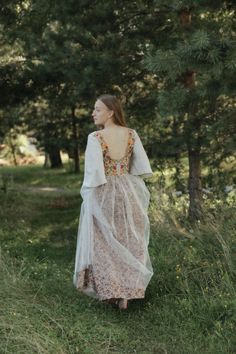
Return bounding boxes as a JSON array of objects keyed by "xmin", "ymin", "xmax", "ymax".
[{"xmin": 93, "ymin": 129, "xmax": 135, "ymax": 176}]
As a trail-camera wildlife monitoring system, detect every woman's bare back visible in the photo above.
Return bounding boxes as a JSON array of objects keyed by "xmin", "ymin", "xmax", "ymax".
[{"xmin": 100, "ymin": 126, "xmax": 131, "ymax": 160}]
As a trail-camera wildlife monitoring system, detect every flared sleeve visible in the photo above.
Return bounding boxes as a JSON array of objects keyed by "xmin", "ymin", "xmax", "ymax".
[
  {"xmin": 129, "ymin": 130, "xmax": 153, "ymax": 178},
  {"xmin": 81, "ymin": 133, "xmax": 107, "ymax": 189}
]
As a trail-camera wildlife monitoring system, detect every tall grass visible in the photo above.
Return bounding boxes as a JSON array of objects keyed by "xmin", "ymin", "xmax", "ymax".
[
  {"xmin": 0, "ymin": 165, "xmax": 235, "ymax": 353},
  {"xmin": 148, "ymin": 191, "xmax": 236, "ymax": 353},
  {"xmin": 0, "ymin": 252, "xmax": 72, "ymax": 354}
]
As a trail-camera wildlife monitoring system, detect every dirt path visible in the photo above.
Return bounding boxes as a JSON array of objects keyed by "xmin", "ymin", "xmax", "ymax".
[{"xmin": 15, "ymin": 186, "xmax": 80, "ymax": 194}]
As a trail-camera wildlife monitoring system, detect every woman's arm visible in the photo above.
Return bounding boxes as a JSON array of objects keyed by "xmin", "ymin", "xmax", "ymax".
[
  {"xmin": 129, "ymin": 130, "xmax": 153, "ymax": 178},
  {"xmin": 81, "ymin": 133, "xmax": 107, "ymax": 189}
]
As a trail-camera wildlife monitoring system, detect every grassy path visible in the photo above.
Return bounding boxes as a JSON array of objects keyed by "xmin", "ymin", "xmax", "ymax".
[{"xmin": 0, "ymin": 165, "xmax": 235, "ymax": 354}]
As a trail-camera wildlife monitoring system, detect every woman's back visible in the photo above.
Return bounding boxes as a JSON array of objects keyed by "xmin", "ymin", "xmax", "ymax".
[{"xmin": 99, "ymin": 126, "xmax": 130, "ymax": 161}]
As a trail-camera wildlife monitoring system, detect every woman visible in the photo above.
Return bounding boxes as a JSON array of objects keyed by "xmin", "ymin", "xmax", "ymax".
[{"xmin": 73, "ymin": 94, "xmax": 153, "ymax": 310}]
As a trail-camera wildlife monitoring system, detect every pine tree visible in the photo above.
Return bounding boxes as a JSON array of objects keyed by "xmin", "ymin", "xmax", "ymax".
[
  {"xmin": 0, "ymin": 0, "xmax": 160, "ymax": 171},
  {"xmin": 145, "ymin": 0, "xmax": 236, "ymax": 219}
]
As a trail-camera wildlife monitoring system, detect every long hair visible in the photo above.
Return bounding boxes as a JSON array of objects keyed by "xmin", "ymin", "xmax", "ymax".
[{"xmin": 97, "ymin": 94, "xmax": 127, "ymax": 127}]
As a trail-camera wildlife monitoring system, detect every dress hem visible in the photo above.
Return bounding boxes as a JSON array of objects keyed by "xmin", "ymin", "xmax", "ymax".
[{"xmin": 76, "ymin": 287, "xmax": 146, "ymax": 301}]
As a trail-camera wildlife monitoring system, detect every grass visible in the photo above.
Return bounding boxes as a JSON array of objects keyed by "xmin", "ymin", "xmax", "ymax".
[
  {"xmin": 0, "ymin": 163, "xmax": 83, "ymax": 189},
  {"xmin": 0, "ymin": 164, "xmax": 235, "ymax": 354}
]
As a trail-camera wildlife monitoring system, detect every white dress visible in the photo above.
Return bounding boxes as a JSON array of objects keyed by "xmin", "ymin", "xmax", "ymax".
[{"xmin": 73, "ymin": 128, "xmax": 153, "ymax": 300}]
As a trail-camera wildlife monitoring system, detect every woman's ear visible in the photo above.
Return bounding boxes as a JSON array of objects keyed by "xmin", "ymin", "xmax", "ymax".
[{"xmin": 109, "ymin": 110, "xmax": 114, "ymax": 119}]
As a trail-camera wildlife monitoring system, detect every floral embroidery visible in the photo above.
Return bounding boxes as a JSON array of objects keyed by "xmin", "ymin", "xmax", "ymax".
[{"xmin": 93, "ymin": 129, "xmax": 135, "ymax": 176}]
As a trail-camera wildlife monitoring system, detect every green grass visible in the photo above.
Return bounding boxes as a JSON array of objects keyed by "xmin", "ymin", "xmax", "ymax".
[
  {"xmin": 0, "ymin": 165, "xmax": 235, "ymax": 354},
  {"xmin": 0, "ymin": 163, "xmax": 83, "ymax": 189}
]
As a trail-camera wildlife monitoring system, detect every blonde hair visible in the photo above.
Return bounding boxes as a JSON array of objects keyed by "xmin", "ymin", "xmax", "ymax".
[{"xmin": 98, "ymin": 94, "xmax": 127, "ymax": 127}]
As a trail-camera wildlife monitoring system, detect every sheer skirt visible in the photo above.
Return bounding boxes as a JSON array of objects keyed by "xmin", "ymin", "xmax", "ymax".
[{"xmin": 73, "ymin": 174, "xmax": 153, "ymax": 300}]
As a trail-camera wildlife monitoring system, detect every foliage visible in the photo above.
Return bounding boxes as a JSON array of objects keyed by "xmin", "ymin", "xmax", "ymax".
[
  {"xmin": 1, "ymin": 1, "xmax": 235, "ymax": 203},
  {"xmin": 0, "ymin": 0, "xmax": 160, "ymax": 170},
  {"xmin": 144, "ymin": 0, "xmax": 236, "ymax": 174}
]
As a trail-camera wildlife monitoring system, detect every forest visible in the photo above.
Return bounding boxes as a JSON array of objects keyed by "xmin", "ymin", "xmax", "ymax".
[{"xmin": 0, "ymin": 1, "xmax": 235, "ymax": 353}]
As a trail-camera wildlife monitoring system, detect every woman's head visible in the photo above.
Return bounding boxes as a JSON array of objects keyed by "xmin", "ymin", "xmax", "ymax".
[{"xmin": 92, "ymin": 94, "xmax": 127, "ymax": 127}]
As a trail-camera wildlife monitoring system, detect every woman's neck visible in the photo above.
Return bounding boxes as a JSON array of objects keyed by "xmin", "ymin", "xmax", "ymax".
[{"xmin": 103, "ymin": 120, "xmax": 118, "ymax": 129}]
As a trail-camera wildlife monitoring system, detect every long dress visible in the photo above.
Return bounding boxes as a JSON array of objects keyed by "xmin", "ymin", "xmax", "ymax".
[{"xmin": 73, "ymin": 128, "xmax": 153, "ymax": 300}]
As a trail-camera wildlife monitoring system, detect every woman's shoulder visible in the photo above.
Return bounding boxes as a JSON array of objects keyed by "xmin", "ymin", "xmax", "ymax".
[
  {"xmin": 88, "ymin": 130, "xmax": 101, "ymax": 138},
  {"xmin": 88, "ymin": 127, "xmax": 137, "ymax": 139}
]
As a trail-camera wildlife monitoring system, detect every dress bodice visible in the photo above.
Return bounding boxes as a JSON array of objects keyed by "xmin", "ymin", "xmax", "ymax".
[{"xmin": 92, "ymin": 129, "xmax": 135, "ymax": 176}]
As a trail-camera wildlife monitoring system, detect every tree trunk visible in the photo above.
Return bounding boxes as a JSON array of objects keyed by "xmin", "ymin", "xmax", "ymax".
[
  {"xmin": 183, "ymin": 70, "xmax": 203, "ymax": 219},
  {"xmin": 180, "ymin": 8, "xmax": 192, "ymax": 26},
  {"xmin": 48, "ymin": 146, "xmax": 63, "ymax": 168},
  {"xmin": 179, "ymin": 6, "xmax": 203, "ymax": 220},
  {"xmin": 43, "ymin": 152, "xmax": 50, "ymax": 168},
  {"xmin": 188, "ymin": 147, "xmax": 202, "ymax": 220},
  {"xmin": 173, "ymin": 117, "xmax": 183, "ymax": 191},
  {"xmin": 71, "ymin": 106, "xmax": 80, "ymax": 173}
]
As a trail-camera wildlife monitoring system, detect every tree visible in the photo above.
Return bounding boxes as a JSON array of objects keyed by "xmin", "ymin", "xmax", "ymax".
[
  {"xmin": 1, "ymin": 0, "xmax": 160, "ymax": 171},
  {"xmin": 145, "ymin": 0, "xmax": 236, "ymax": 219}
]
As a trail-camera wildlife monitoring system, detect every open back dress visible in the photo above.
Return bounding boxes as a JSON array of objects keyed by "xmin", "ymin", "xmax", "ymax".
[{"xmin": 73, "ymin": 128, "xmax": 153, "ymax": 300}]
